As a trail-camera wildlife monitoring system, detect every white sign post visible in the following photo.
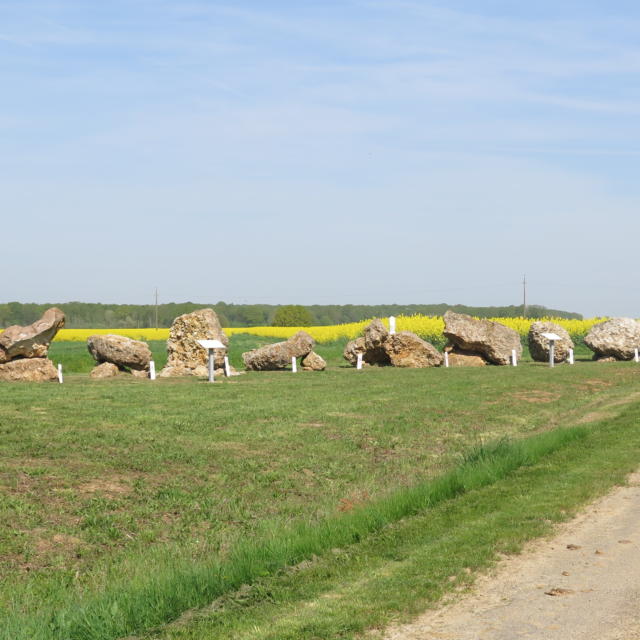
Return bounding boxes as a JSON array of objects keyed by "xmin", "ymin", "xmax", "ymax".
[
  {"xmin": 149, "ymin": 360, "xmax": 156, "ymax": 380},
  {"xmin": 224, "ymin": 356, "xmax": 231, "ymax": 377},
  {"xmin": 511, "ymin": 349, "xmax": 517, "ymax": 367},
  {"xmin": 568, "ymin": 349, "xmax": 574, "ymax": 365},
  {"xmin": 197, "ymin": 339, "xmax": 226, "ymax": 383},
  {"xmin": 291, "ymin": 356, "xmax": 297, "ymax": 373},
  {"xmin": 57, "ymin": 363, "xmax": 63, "ymax": 384},
  {"xmin": 635, "ymin": 348, "xmax": 639, "ymax": 363},
  {"xmin": 389, "ymin": 316, "xmax": 396, "ymax": 335},
  {"xmin": 444, "ymin": 352, "xmax": 449, "ymax": 368},
  {"xmin": 356, "ymin": 353, "xmax": 363, "ymax": 370},
  {"xmin": 541, "ymin": 332, "xmax": 561, "ymax": 368}
]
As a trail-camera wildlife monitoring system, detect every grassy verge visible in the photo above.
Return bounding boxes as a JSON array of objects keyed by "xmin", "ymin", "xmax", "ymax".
[
  {"xmin": 144, "ymin": 402, "xmax": 640, "ymax": 640},
  {"xmin": 3, "ymin": 427, "xmax": 586, "ymax": 640}
]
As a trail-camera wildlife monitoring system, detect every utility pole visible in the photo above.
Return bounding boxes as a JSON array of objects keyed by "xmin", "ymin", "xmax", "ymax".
[
  {"xmin": 155, "ymin": 288, "xmax": 159, "ymax": 331},
  {"xmin": 522, "ymin": 275, "xmax": 527, "ymax": 318}
]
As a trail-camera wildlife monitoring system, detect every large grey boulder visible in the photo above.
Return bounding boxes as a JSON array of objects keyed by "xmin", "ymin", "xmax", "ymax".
[
  {"xmin": 0, "ymin": 358, "xmax": 58, "ymax": 382},
  {"xmin": 343, "ymin": 320, "xmax": 442, "ymax": 368},
  {"xmin": 528, "ymin": 321, "xmax": 574, "ymax": 363},
  {"xmin": 584, "ymin": 318, "xmax": 640, "ymax": 361},
  {"xmin": 87, "ymin": 334, "xmax": 151, "ymax": 371},
  {"xmin": 160, "ymin": 308, "xmax": 230, "ymax": 377},
  {"xmin": 363, "ymin": 318, "xmax": 391, "ymax": 365},
  {"xmin": 0, "ymin": 307, "xmax": 65, "ymax": 363},
  {"xmin": 343, "ymin": 319, "xmax": 392, "ymax": 367},
  {"xmin": 383, "ymin": 332, "xmax": 443, "ymax": 368},
  {"xmin": 443, "ymin": 311, "xmax": 522, "ymax": 366},
  {"xmin": 343, "ymin": 337, "xmax": 366, "ymax": 366},
  {"xmin": 242, "ymin": 331, "xmax": 315, "ymax": 371}
]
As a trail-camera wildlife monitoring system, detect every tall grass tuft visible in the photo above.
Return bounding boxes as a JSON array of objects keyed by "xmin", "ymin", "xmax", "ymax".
[{"xmin": 4, "ymin": 426, "xmax": 587, "ymax": 640}]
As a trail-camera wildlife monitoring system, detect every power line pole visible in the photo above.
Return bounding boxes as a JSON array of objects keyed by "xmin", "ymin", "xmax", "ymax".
[
  {"xmin": 522, "ymin": 275, "xmax": 527, "ymax": 317},
  {"xmin": 155, "ymin": 288, "xmax": 159, "ymax": 331}
]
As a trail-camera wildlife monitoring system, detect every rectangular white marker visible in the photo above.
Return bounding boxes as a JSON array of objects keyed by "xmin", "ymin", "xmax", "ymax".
[
  {"xmin": 224, "ymin": 356, "xmax": 231, "ymax": 377},
  {"xmin": 389, "ymin": 316, "xmax": 396, "ymax": 335},
  {"xmin": 568, "ymin": 349, "xmax": 574, "ymax": 365},
  {"xmin": 57, "ymin": 363, "xmax": 63, "ymax": 384},
  {"xmin": 292, "ymin": 356, "xmax": 297, "ymax": 373},
  {"xmin": 635, "ymin": 348, "xmax": 639, "ymax": 363},
  {"xmin": 356, "ymin": 353, "xmax": 363, "ymax": 370},
  {"xmin": 511, "ymin": 349, "xmax": 517, "ymax": 366},
  {"xmin": 149, "ymin": 360, "xmax": 156, "ymax": 380},
  {"xmin": 444, "ymin": 352, "xmax": 449, "ymax": 368}
]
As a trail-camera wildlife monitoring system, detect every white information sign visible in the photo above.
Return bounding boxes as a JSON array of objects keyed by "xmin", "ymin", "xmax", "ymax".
[
  {"xmin": 197, "ymin": 339, "xmax": 226, "ymax": 350},
  {"xmin": 541, "ymin": 333, "xmax": 561, "ymax": 368},
  {"xmin": 197, "ymin": 339, "xmax": 226, "ymax": 382}
]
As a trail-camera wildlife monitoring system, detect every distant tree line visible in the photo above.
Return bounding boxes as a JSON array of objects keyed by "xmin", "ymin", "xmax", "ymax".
[{"xmin": 0, "ymin": 301, "xmax": 582, "ymax": 329}]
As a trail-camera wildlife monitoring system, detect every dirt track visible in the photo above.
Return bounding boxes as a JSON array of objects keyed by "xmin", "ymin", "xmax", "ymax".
[{"xmin": 384, "ymin": 472, "xmax": 640, "ymax": 640}]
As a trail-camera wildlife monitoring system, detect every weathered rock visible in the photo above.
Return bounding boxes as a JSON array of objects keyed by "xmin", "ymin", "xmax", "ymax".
[
  {"xmin": 363, "ymin": 319, "xmax": 391, "ymax": 365},
  {"xmin": 87, "ymin": 334, "xmax": 151, "ymax": 371},
  {"xmin": 383, "ymin": 331, "xmax": 443, "ymax": 368},
  {"xmin": 301, "ymin": 351, "xmax": 326, "ymax": 371},
  {"xmin": 90, "ymin": 362, "xmax": 120, "ymax": 379},
  {"xmin": 242, "ymin": 331, "xmax": 314, "ymax": 371},
  {"xmin": 0, "ymin": 357, "xmax": 58, "ymax": 382},
  {"xmin": 160, "ymin": 308, "xmax": 230, "ymax": 377},
  {"xmin": 443, "ymin": 311, "xmax": 522, "ymax": 366},
  {"xmin": 343, "ymin": 337, "xmax": 367, "ymax": 366},
  {"xmin": 528, "ymin": 321, "xmax": 574, "ymax": 363},
  {"xmin": 446, "ymin": 349, "xmax": 487, "ymax": 367},
  {"xmin": 364, "ymin": 318, "xmax": 388, "ymax": 350},
  {"xmin": 584, "ymin": 318, "xmax": 640, "ymax": 361},
  {"xmin": 131, "ymin": 368, "xmax": 151, "ymax": 378},
  {"xmin": 0, "ymin": 308, "xmax": 65, "ymax": 363},
  {"xmin": 595, "ymin": 356, "xmax": 618, "ymax": 363}
]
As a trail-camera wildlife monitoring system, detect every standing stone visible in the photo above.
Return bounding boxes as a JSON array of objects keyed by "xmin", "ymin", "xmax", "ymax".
[
  {"xmin": 443, "ymin": 311, "xmax": 522, "ymax": 366},
  {"xmin": 87, "ymin": 334, "xmax": 151, "ymax": 371},
  {"xmin": 0, "ymin": 308, "xmax": 65, "ymax": 363},
  {"xmin": 528, "ymin": 321, "xmax": 574, "ymax": 363},
  {"xmin": 242, "ymin": 331, "xmax": 314, "ymax": 371},
  {"xmin": 160, "ymin": 308, "xmax": 229, "ymax": 377},
  {"xmin": 343, "ymin": 337, "xmax": 366, "ymax": 366},
  {"xmin": 383, "ymin": 332, "xmax": 443, "ymax": 368},
  {"xmin": 301, "ymin": 351, "xmax": 326, "ymax": 371},
  {"xmin": 0, "ymin": 358, "xmax": 58, "ymax": 382},
  {"xmin": 584, "ymin": 318, "xmax": 640, "ymax": 361},
  {"xmin": 362, "ymin": 319, "xmax": 391, "ymax": 365}
]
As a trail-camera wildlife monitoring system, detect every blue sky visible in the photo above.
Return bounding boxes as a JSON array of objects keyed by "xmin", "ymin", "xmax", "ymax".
[{"xmin": 1, "ymin": 1, "xmax": 639, "ymax": 316}]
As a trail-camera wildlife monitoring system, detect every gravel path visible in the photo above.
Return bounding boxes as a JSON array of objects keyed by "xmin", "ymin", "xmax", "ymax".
[{"xmin": 384, "ymin": 472, "xmax": 640, "ymax": 640}]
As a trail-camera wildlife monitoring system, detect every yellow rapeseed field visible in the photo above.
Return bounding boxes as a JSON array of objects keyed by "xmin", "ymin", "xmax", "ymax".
[{"xmin": 47, "ymin": 316, "xmax": 605, "ymax": 344}]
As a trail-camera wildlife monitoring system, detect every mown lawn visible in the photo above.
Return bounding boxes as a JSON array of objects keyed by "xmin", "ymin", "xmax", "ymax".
[{"xmin": 1, "ymin": 335, "xmax": 639, "ymax": 639}]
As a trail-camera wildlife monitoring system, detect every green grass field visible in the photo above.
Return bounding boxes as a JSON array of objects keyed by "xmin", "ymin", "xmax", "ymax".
[{"xmin": 2, "ymin": 336, "xmax": 640, "ymax": 639}]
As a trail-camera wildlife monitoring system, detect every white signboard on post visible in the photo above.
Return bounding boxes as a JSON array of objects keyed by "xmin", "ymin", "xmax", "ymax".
[
  {"xmin": 541, "ymin": 332, "xmax": 561, "ymax": 368},
  {"xmin": 197, "ymin": 339, "xmax": 226, "ymax": 382}
]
